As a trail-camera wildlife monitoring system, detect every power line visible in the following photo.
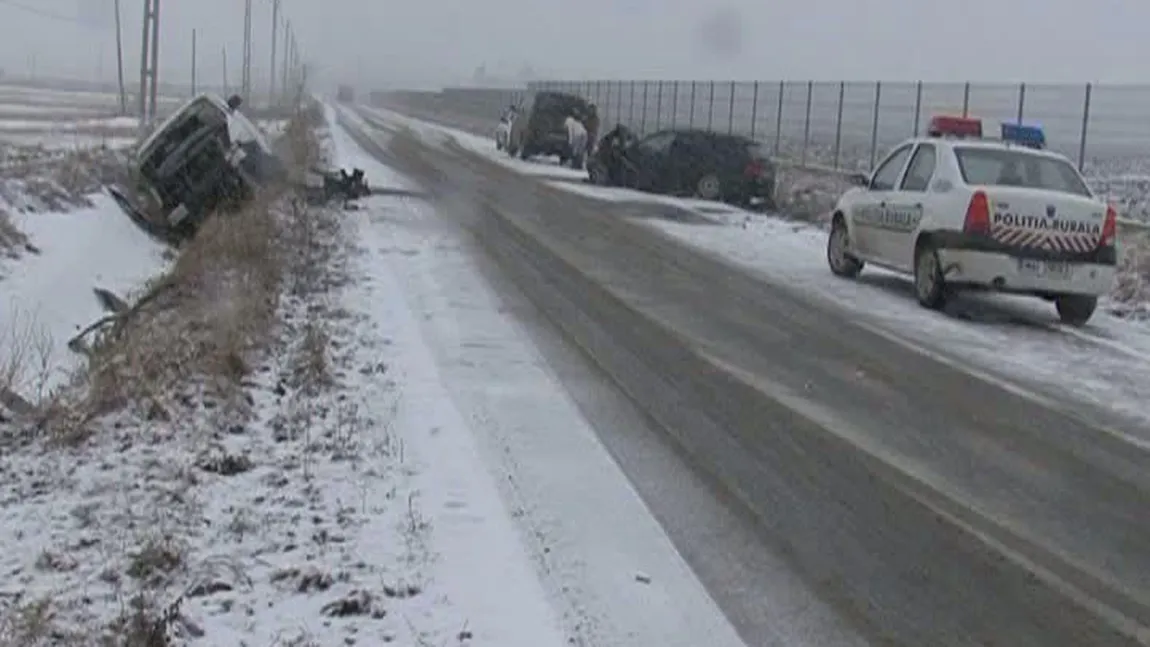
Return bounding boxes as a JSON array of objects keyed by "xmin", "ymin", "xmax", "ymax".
[{"xmin": 0, "ymin": 0, "xmax": 92, "ymax": 26}]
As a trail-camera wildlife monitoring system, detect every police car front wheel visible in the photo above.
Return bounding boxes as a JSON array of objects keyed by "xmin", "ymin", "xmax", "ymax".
[{"xmin": 914, "ymin": 243, "xmax": 949, "ymax": 310}]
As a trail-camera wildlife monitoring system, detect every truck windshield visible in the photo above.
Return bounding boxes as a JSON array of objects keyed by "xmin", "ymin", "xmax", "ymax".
[{"xmin": 953, "ymin": 147, "xmax": 1091, "ymax": 197}]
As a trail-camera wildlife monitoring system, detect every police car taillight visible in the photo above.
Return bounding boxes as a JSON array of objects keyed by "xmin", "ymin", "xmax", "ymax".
[
  {"xmin": 928, "ymin": 115, "xmax": 982, "ymax": 138},
  {"xmin": 1100, "ymin": 205, "xmax": 1118, "ymax": 247},
  {"xmin": 964, "ymin": 190, "xmax": 991, "ymax": 235}
]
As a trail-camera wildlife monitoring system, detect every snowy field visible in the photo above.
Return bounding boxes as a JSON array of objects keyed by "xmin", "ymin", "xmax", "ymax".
[
  {"xmin": 0, "ymin": 86, "xmax": 752, "ymax": 645},
  {"xmin": 359, "ymin": 106, "xmax": 1150, "ymax": 436}
]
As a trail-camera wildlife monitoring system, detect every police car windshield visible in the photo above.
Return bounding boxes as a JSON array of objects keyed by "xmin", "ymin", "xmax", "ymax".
[{"xmin": 953, "ymin": 147, "xmax": 1091, "ymax": 197}]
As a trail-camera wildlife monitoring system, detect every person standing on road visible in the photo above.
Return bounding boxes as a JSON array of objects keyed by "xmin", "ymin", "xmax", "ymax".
[
  {"xmin": 584, "ymin": 104, "xmax": 601, "ymax": 158},
  {"xmin": 564, "ymin": 112, "xmax": 588, "ymax": 169}
]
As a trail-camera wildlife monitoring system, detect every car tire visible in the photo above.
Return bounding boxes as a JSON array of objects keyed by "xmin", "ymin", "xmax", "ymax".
[
  {"xmin": 827, "ymin": 217, "xmax": 863, "ymax": 278},
  {"xmin": 1055, "ymin": 294, "xmax": 1097, "ymax": 326},
  {"xmin": 696, "ymin": 173, "xmax": 722, "ymax": 200},
  {"xmin": 913, "ymin": 240, "xmax": 949, "ymax": 309}
]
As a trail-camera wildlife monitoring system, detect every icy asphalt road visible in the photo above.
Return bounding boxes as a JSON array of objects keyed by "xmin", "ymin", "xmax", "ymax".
[{"xmin": 342, "ymin": 103, "xmax": 1150, "ymax": 646}]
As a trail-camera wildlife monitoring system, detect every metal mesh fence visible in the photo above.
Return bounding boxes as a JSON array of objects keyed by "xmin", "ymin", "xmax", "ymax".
[{"xmin": 526, "ymin": 80, "xmax": 1150, "ymax": 176}]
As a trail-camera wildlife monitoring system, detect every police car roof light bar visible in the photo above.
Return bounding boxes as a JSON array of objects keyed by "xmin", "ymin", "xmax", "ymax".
[
  {"xmin": 1000, "ymin": 122, "xmax": 1046, "ymax": 149},
  {"xmin": 927, "ymin": 115, "xmax": 982, "ymax": 138}
]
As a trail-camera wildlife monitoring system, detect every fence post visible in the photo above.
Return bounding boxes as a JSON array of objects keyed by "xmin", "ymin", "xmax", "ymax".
[
  {"xmin": 912, "ymin": 81, "xmax": 923, "ymax": 135},
  {"xmin": 671, "ymin": 80, "xmax": 679, "ymax": 127},
  {"xmin": 728, "ymin": 80, "xmax": 737, "ymax": 134},
  {"xmin": 640, "ymin": 81, "xmax": 649, "ymax": 133},
  {"xmin": 707, "ymin": 81, "xmax": 716, "ymax": 130},
  {"xmin": 616, "ymin": 80, "xmax": 624, "ymax": 126},
  {"xmin": 750, "ymin": 81, "xmax": 760, "ymax": 139},
  {"xmin": 604, "ymin": 81, "xmax": 612, "ymax": 124},
  {"xmin": 655, "ymin": 80, "xmax": 663, "ymax": 129},
  {"xmin": 689, "ymin": 81, "xmax": 697, "ymax": 127},
  {"xmin": 869, "ymin": 81, "xmax": 882, "ymax": 169},
  {"xmin": 629, "ymin": 81, "xmax": 636, "ymax": 125},
  {"xmin": 962, "ymin": 81, "xmax": 970, "ymax": 117},
  {"xmin": 774, "ymin": 80, "xmax": 784, "ymax": 156},
  {"xmin": 1078, "ymin": 82, "xmax": 1091, "ymax": 170},
  {"xmin": 833, "ymin": 81, "xmax": 845, "ymax": 169},
  {"xmin": 1016, "ymin": 82, "xmax": 1026, "ymax": 123},
  {"xmin": 802, "ymin": 80, "xmax": 813, "ymax": 166}
]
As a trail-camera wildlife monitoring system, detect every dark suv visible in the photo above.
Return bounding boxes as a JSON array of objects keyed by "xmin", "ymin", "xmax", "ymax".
[
  {"xmin": 589, "ymin": 128, "xmax": 776, "ymax": 209},
  {"xmin": 507, "ymin": 91, "xmax": 590, "ymax": 164}
]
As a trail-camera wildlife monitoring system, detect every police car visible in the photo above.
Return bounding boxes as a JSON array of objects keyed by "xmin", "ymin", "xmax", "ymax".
[{"xmin": 826, "ymin": 115, "xmax": 1117, "ymax": 326}]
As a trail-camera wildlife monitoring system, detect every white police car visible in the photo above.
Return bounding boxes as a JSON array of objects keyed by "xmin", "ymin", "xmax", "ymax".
[{"xmin": 826, "ymin": 115, "xmax": 1117, "ymax": 326}]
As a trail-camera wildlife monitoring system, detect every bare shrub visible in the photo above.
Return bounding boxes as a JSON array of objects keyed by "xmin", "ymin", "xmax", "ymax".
[
  {"xmin": 0, "ymin": 305, "xmax": 54, "ymax": 413},
  {"xmin": 1112, "ymin": 229, "xmax": 1150, "ymax": 314},
  {"xmin": 0, "ymin": 211, "xmax": 28, "ymax": 255},
  {"xmin": 45, "ymin": 108, "xmax": 325, "ymax": 441}
]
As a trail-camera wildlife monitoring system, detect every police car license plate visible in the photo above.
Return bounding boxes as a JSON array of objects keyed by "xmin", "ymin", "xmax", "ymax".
[{"xmin": 1017, "ymin": 259, "xmax": 1073, "ymax": 280}]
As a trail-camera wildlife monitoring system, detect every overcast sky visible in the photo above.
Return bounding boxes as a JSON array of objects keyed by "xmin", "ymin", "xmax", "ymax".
[{"xmin": 0, "ymin": 0, "xmax": 1148, "ymax": 90}]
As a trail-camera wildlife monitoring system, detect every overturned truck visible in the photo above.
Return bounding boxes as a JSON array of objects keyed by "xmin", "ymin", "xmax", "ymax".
[
  {"xmin": 113, "ymin": 93, "xmax": 285, "ymax": 240},
  {"xmin": 110, "ymin": 93, "xmax": 371, "ymax": 243}
]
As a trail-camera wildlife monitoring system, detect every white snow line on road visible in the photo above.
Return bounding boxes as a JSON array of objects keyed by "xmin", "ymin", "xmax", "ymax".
[{"xmin": 332, "ymin": 110, "xmax": 752, "ymax": 647}]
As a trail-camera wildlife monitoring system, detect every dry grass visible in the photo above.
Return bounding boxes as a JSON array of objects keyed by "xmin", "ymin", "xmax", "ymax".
[
  {"xmin": 1113, "ymin": 229, "xmax": 1150, "ymax": 314},
  {"xmin": 35, "ymin": 102, "xmax": 328, "ymax": 443},
  {"xmin": 0, "ymin": 211, "xmax": 28, "ymax": 255}
]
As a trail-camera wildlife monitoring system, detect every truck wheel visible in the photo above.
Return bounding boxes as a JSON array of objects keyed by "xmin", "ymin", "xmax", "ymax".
[
  {"xmin": 1055, "ymin": 295, "xmax": 1097, "ymax": 326},
  {"xmin": 827, "ymin": 217, "xmax": 863, "ymax": 278},
  {"xmin": 913, "ymin": 240, "xmax": 948, "ymax": 309}
]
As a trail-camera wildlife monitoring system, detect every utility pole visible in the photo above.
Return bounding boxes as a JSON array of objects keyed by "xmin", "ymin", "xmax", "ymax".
[
  {"xmin": 241, "ymin": 0, "xmax": 252, "ymax": 101},
  {"xmin": 270, "ymin": 0, "xmax": 279, "ymax": 106},
  {"xmin": 137, "ymin": 0, "xmax": 161, "ymax": 123},
  {"xmin": 190, "ymin": 29, "xmax": 197, "ymax": 95},
  {"xmin": 148, "ymin": 0, "xmax": 160, "ymax": 121},
  {"xmin": 222, "ymin": 47, "xmax": 229, "ymax": 96},
  {"xmin": 281, "ymin": 20, "xmax": 291, "ymax": 105},
  {"xmin": 114, "ymin": 0, "xmax": 126, "ymax": 114}
]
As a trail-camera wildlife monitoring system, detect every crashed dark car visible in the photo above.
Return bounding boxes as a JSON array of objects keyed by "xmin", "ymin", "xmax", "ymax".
[
  {"xmin": 128, "ymin": 93, "xmax": 286, "ymax": 236},
  {"xmin": 507, "ymin": 91, "xmax": 590, "ymax": 165},
  {"xmin": 588, "ymin": 126, "xmax": 777, "ymax": 210}
]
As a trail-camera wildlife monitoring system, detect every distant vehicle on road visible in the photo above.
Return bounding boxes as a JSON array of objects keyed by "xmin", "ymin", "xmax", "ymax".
[
  {"xmin": 507, "ymin": 91, "xmax": 590, "ymax": 167},
  {"xmin": 827, "ymin": 115, "xmax": 1118, "ymax": 325},
  {"xmin": 337, "ymin": 85, "xmax": 355, "ymax": 103},
  {"xmin": 587, "ymin": 126, "xmax": 777, "ymax": 209}
]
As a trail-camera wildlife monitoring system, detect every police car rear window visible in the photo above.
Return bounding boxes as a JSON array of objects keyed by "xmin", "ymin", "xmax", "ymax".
[{"xmin": 952, "ymin": 147, "xmax": 1091, "ymax": 197}]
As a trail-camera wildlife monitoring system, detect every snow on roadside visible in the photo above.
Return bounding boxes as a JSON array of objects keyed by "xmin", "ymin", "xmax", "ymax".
[
  {"xmin": 361, "ymin": 108, "xmax": 1150, "ymax": 434},
  {"xmin": 330, "ymin": 108, "xmax": 751, "ymax": 647},
  {"xmin": 0, "ymin": 110, "xmax": 569, "ymax": 647},
  {"xmin": 0, "ymin": 194, "xmax": 169, "ymax": 396}
]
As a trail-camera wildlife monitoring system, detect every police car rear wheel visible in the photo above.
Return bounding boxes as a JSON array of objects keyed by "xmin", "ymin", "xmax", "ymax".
[
  {"xmin": 914, "ymin": 243, "xmax": 948, "ymax": 309},
  {"xmin": 1055, "ymin": 295, "xmax": 1097, "ymax": 326},
  {"xmin": 827, "ymin": 219, "xmax": 863, "ymax": 278}
]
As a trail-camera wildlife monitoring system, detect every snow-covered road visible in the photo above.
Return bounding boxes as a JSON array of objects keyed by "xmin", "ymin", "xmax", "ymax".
[
  {"xmin": 361, "ymin": 105, "xmax": 1150, "ymax": 438},
  {"xmin": 330, "ymin": 108, "xmax": 752, "ymax": 647}
]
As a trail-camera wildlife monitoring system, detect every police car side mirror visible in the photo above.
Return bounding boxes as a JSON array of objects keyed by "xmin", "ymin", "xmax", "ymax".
[{"xmin": 848, "ymin": 172, "xmax": 869, "ymax": 187}]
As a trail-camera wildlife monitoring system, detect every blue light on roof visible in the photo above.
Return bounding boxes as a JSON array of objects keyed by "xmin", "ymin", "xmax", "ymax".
[{"xmin": 1001, "ymin": 122, "xmax": 1046, "ymax": 149}]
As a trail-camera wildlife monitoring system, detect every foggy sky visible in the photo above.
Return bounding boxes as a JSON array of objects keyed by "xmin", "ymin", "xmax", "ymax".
[{"xmin": 1, "ymin": 0, "xmax": 1148, "ymax": 90}]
